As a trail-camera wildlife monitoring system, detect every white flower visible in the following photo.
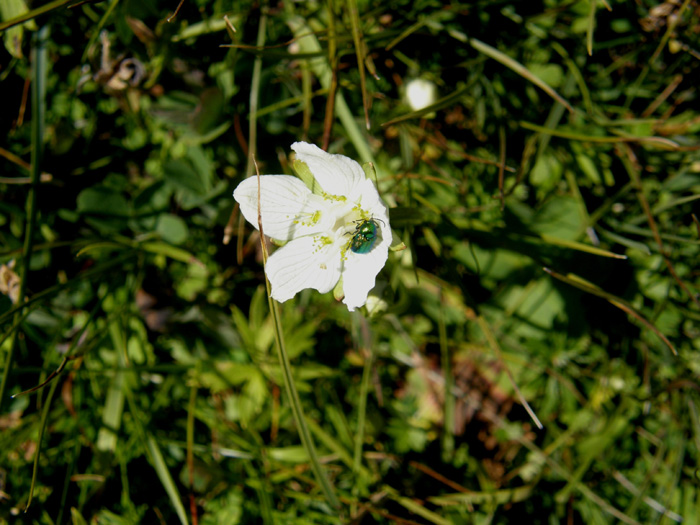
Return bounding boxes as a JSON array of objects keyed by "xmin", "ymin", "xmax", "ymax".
[
  {"xmin": 405, "ymin": 78, "xmax": 437, "ymax": 111},
  {"xmin": 233, "ymin": 142, "xmax": 392, "ymax": 311}
]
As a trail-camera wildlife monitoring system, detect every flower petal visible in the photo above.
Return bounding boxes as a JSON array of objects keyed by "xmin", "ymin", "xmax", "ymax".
[
  {"xmin": 341, "ymin": 224, "xmax": 392, "ymax": 311},
  {"xmin": 291, "ymin": 142, "xmax": 365, "ymax": 200},
  {"xmin": 233, "ymin": 175, "xmax": 333, "ymax": 241},
  {"xmin": 355, "ymin": 178, "xmax": 390, "ymax": 223},
  {"xmin": 265, "ymin": 235, "xmax": 342, "ymax": 303}
]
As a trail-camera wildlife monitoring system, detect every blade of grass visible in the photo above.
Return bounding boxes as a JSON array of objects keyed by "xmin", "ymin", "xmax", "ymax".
[
  {"xmin": 538, "ymin": 233, "xmax": 627, "ymax": 259},
  {"xmin": 519, "ymin": 121, "xmax": 680, "ymax": 149},
  {"xmin": 620, "ymin": 438, "xmax": 667, "ymax": 519},
  {"xmin": 429, "ymin": 485, "xmax": 533, "ymax": 506},
  {"xmin": 75, "ymin": 240, "xmax": 205, "ymax": 267},
  {"xmin": 497, "ymin": 124, "xmax": 506, "ymax": 209},
  {"xmin": 385, "ymin": 17, "xmax": 429, "ymax": 51},
  {"xmin": 305, "ymin": 418, "xmax": 371, "ymax": 479},
  {"xmin": 55, "ymin": 440, "xmax": 81, "ymax": 525},
  {"xmin": 145, "ymin": 434, "xmax": 189, "ymax": 525},
  {"xmin": 186, "ymin": 383, "xmax": 197, "ymax": 523},
  {"xmin": 301, "ymin": 53, "xmax": 312, "ymax": 140},
  {"xmin": 246, "ymin": 6, "xmax": 266, "ymax": 180},
  {"xmin": 119, "ymin": 353, "xmax": 189, "ymax": 524},
  {"xmin": 476, "ymin": 315, "xmax": 543, "ymax": 430},
  {"xmin": 346, "ymin": 0, "xmax": 370, "ymax": 130},
  {"xmin": 95, "ymin": 316, "xmax": 127, "ymax": 453},
  {"xmin": 586, "ymin": 0, "xmax": 596, "ymax": 56},
  {"xmin": 0, "ymin": 24, "xmax": 47, "ymax": 412},
  {"xmin": 459, "ymin": 222, "xmax": 629, "ymax": 260},
  {"xmin": 554, "ymin": 412, "xmax": 630, "ymax": 504},
  {"xmin": 649, "ymin": 193, "xmax": 700, "ymax": 217},
  {"xmin": 409, "ymin": 461, "xmax": 474, "ymax": 510},
  {"xmin": 79, "ymin": 0, "xmax": 122, "ymax": 63},
  {"xmin": 614, "ymin": 470, "xmax": 683, "ymax": 522},
  {"xmin": 321, "ymin": 0, "xmax": 338, "ymax": 150},
  {"xmin": 597, "ymin": 227, "xmax": 652, "ymax": 255},
  {"xmin": 383, "ymin": 485, "xmax": 452, "ymax": 525},
  {"xmin": 466, "ymin": 37, "xmax": 573, "ymax": 114},
  {"xmin": 533, "ymin": 70, "xmax": 577, "ymax": 167},
  {"xmin": 438, "ymin": 290, "xmax": 455, "ymax": 461},
  {"xmin": 253, "ymin": 87, "xmax": 328, "ymax": 118},
  {"xmin": 552, "ymin": 42, "xmax": 593, "ymax": 115},
  {"xmin": 25, "ymin": 366, "xmax": 60, "ymax": 510},
  {"xmin": 562, "ymin": 159, "xmax": 599, "ymax": 245},
  {"xmin": 612, "ymin": 220, "xmax": 700, "ymax": 246},
  {"xmin": 641, "ymin": 74, "xmax": 683, "ymax": 118}
]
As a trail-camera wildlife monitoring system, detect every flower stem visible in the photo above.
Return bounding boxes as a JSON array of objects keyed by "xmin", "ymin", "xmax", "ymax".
[
  {"xmin": 251, "ymin": 148, "xmax": 340, "ymax": 514},
  {"xmin": 353, "ymin": 313, "xmax": 372, "ymax": 477},
  {"xmin": 267, "ymin": 296, "xmax": 341, "ymax": 512},
  {"xmin": 248, "ymin": 7, "xmax": 338, "ymax": 511}
]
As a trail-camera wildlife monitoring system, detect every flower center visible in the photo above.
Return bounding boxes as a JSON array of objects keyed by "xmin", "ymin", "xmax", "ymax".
[
  {"xmin": 342, "ymin": 208, "xmax": 367, "ymax": 236},
  {"xmin": 292, "ymin": 209, "xmax": 322, "ymax": 228}
]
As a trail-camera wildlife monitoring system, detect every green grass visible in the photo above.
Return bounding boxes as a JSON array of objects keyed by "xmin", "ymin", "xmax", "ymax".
[{"xmin": 1, "ymin": 0, "xmax": 699, "ymax": 523}]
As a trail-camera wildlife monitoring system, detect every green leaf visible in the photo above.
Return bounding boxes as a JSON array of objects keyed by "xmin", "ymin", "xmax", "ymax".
[
  {"xmin": 156, "ymin": 214, "xmax": 189, "ymax": 245},
  {"xmin": 163, "ymin": 158, "xmax": 208, "ymax": 196},
  {"xmin": 0, "ymin": 0, "xmax": 36, "ymax": 58},
  {"xmin": 76, "ymin": 186, "xmax": 131, "ymax": 232},
  {"xmin": 145, "ymin": 434, "xmax": 189, "ymax": 525}
]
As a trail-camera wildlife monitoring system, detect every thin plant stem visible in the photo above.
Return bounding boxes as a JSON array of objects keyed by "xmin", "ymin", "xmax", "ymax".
[
  {"xmin": 186, "ymin": 383, "xmax": 198, "ymax": 525},
  {"xmin": 439, "ymin": 290, "xmax": 454, "ymax": 461},
  {"xmin": 0, "ymin": 25, "xmax": 48, "ymax": 412},
  {"xmin": 268, "ymin": 297, "xmax": 342, "ymax": 512},
  {"xmin": 347, "ymin": 0, "xmax": 370, "ymax": 130},
  {"xmin": 353, "ymin": 312, "xmax": 372, "ymax": 478},
  {"xmin": 246, "ymin": 6, "xmax": 266, "ymax": 180},
  {"xmin": 26, "ymin": 364, "xmax": 60, "ymax": 510}
]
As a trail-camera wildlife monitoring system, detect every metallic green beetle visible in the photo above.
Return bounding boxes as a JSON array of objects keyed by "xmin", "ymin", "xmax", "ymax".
[{"xmin": 349, "ymin": 218, "xmax": 383, "ymax": 254}]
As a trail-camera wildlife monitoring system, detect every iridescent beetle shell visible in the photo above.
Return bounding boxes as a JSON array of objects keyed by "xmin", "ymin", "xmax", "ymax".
[{"xmin": 350, "ymin": 218, "xmax": 381, "ymax": 254}]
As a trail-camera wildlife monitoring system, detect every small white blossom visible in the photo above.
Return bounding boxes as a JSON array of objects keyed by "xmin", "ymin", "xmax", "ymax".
[
  {"xmin": 233, "ymin": 142, "xmax": 392, "ymax": 311},
  {"xmin": 405, "ymin": 78, "xmax": 437, "ymax": 111}
]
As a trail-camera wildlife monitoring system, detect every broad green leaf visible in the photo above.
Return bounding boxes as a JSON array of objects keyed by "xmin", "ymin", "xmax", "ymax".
[
  {"xmin": 0, "ymin": 0, "xmax": 36, "ymax": 58},
  {"xmin": 156, "ymin": 214, "xmax": 189, "ymax": 245}
]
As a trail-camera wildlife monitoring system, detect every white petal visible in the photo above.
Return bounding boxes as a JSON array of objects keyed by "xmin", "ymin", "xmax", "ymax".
[
  {"xmin": 355, "ymin": 178, "xmax": 391, "ymax": 224},
  {"xmin": 233, "ymin": 175, "xmax": 333, "ymax": 241},
  {"xmin": 291, "ymin": 142, "xmax": 365, "ymax": 199},
  {"xmin": 265, "ymin": 235, "xmax": 342, "ymax": 303},
  {"xmin": 341, "ymin": 224, "xmax": 392, "ymax": 311}
]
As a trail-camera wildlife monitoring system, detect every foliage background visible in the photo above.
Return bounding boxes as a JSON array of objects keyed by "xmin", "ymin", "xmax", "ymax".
[{"xmin": 1, "ymin": 0, "xmax": 699, "ymax": 523}]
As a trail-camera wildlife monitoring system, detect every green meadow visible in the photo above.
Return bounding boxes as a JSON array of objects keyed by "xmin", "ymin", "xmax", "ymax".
[{"xmin": 1, "ymin": 0, "xmax": 699, "ymax": 523}]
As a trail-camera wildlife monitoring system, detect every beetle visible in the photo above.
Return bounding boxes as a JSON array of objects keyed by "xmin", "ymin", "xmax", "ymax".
[{"xmin": 349, "ymin": 218, "xmax": 384, "ymax": 254}]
